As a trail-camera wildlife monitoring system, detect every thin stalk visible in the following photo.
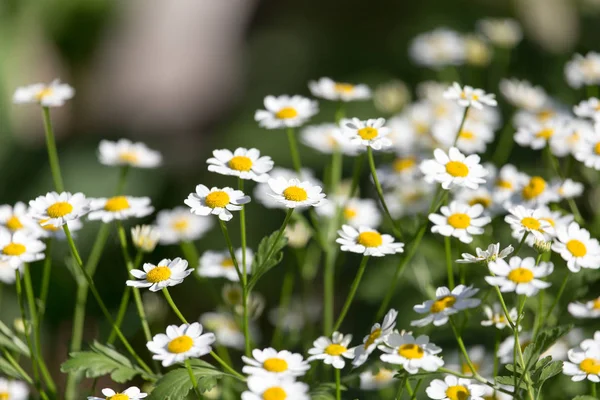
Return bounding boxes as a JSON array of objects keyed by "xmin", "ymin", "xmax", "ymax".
[
  {"xmin": 41, "ymin": 107, "xmax": 64, "ymax": 192},
  {"xmin": 410, "ymin": 379, "xmax": 423, "ymax": 400},
  {"xmin": 540, "ymin": 273, "xmax": 569, "ymax": 329},
  {"xmin": 335, "ymin": 368, "xmax": 341, "ymax": 400},
  {"xmin": 514, "ymin": 296, "xmax": 536, "ymax": 400},
  {"xmin": 185, "ymin": 359, "xmax": 202, "ymax": 399},
  {"xmin": 453, "ymin": 106, "xmax": 470, "ymax": 145},
  {"xmin": 210, "ymin": 350, "xmax": 245, "ymax": 380},
  {"xmin": 180, "ymin": 241, "xmax": 200, "ymax": 269},
  {"xmin": 2, "ymin": 349, "xmax": 33, "ymax": 385},
  {"xmin": 162, "ymin": 288, "xmax": 188, "ymax": 324},
  {"xmin": 445, "ymin": 236, "xmax": 454, "ymax": 289},
  {"xmin": 37, "ymin": 239, "xmax": 53, "ymax": 320},
  {"xmin": 323, "ymin": 250, "xmax": 336, "ymax": 335},
  {"xmin": 395, "ymin": 375, "xmax": 408, "ymax": 399},
  {"xmin": 286, "ymin": 127, "xmax": 302, "ymax": 173},
  {"xmin": 108, "ymin": 251, "xmax": 143, "ymax": 344},
  {"xmin": 492, "ymin": 112, "xmax": 515, "ymax": 166},
  {"xmin": 238, "ymin": 178, "xmax": 250, "ymax": 357},
  {"xmin": 514, "ymin": 232, "xmax": 529, "ymax": 256},
  {"xmin": 332, "ymin": 256, "xmax": 370, "ymax": 333},
  {"xmin": 591, "ymin": 382, "xmax": 597, "ymax": 397},
  {"xmin": 449, "ymin": 318, "xmax": 479, "ymax": 376}
]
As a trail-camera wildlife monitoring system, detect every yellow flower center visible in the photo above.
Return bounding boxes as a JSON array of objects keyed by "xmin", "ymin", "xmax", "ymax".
[
  {"xmin": 446, "ymin": 161, "xmax": 469, "ymax": 177},
  {"xmin": 393, "ymin": 157, "xmax": 416, "ymax": 172},
  {"xmin": 567, "ymin": 239, "xmax": 587, "ymax": 257},
  {"xmin": 35, "ymin": 87, "xmax": 54, "ymax": 101},
  {"xmin": 40, "ymin": 219, "xmax": 60, "ymax": 231},
  {"xmin": 205, "ymin": 191, "xmax": 230, "ymax": 208},
  {"xmin": 593, "ymin": 298, "xmax": 600, "ymax": 310},
  {"xmin": 493, "ymin": 314, "xmax": 507, "ymax": 324},
  {"xmin": 118, "ymin": 151, "xmax": 139, "ymax": 163},
  {"xmin": 325, "ymin": 344, "xmax": 347, "ymax": 356},
  {"xmin": 537, "ymin": 109, "xmax": 555, "ymax": 121},
  {"xmin": 275, "ymin": 107, "xmax": 298, "ymax": 119},
  {"xmin": 521, "ymin": 217, "xmax": 541, "ymax": 231},
  {"xmin": 508, "ymin": 267, "xmax": 534, "ymax": 283},
  {"xmin": 447, "ymin": 213, "xmax": 471, "ymax": 229},
  {"xmin": 430, "ymin": 295, "xmax": 456, "ymax": 313},
  {"xmin": 343, "ymin": 207, "xmax": 357, "ymax": 220},
  {"xmin": 468, "ymin": 197, "xmax": 492, "ymax": 208},
  {"xmin": 496, "ymin": 179, "xmax": 513, "ymax": 189},
  {"xmin": 461, "ymin": 362, "xmax": 480, "ymax": 374},
  {"xmin": 364, "ymin": 328, "xmax": 382, "ymax": 348},
  {"xmin": 414, "ymin": 122, "xmax": 429, "ymax": 134},
  {"xmin": 220, "ymin": 258, "xmax": 235, "ymax": 269},
  {"xmin": 262, "ymin": 387, "xmax": 287, "ymax": 400},
  {"xmin": 522, "ymin": 176, "xmax": 546, "ymax": 200},
  {"xmin": 334, "ymin": 83, "xmax": 355, "ymax": 93},
  {"xmin": 263, "ymin": 357, "xmax": 289, "ymax": 372},
  {"xmin": 6, "ymin": 215, "xmax": 23, "ymax": 231},
  {"xmin": 579, "ymin": 358, "xmax": 600, "ymax": 375},
  {"xmin": 167, "ymin": 335, "xmax": 194, "ymax": 354},
  {"xmin": 446, "ymin": 385, "xmax": 470, "ymax": 400},
  {"xmin": 47, "ymin": 202, "xmax": 73, "ymax": 218},
  {"xmin": 0, "ymin": 392, "xmax": 9, "ymax": 400},
  {"xmin": 595, "ymin": 142, "xmax": 600, "ymax": 155},
  {"xmin": 108, "ymin": 394, "xmax": 129, "ymax": 400},
  {"xmin": 104, "ymin": 196, "xmax": 130, "ymax": 212},
  {"xmin": 282, "ymin": 186, "xmax": 308, "ymax": 202},
  {"xmin": 357, "ymin": 231, "xmax": 383, "ymax": 247},
  {"xmin": 535, "ymin": 128, "xmax": 554, "ymax": 139},
  {"xmin": 172, "ymin": 219, "xmax": 189, "ymax": 232},
  {"xmin": 229, "ymin": 156, "xmax": 253, "ymax": 172},
  {"xmin": 397, "ymin": 344, "xmax": 424, "ymax": 359},
  {"xmin": 357, "ymin": 127, "xmax": 379, "ymax": 140},
  {"xmin": 2, "ymin": 243, "xmax": 26, "ymax": 256},
  {"xmin": 146, "ymin": 266, "xmax": 172, "ymax": 283},
  {"xmin": 459, "ymin": 130, "xmax": 475, "ymax": 140}
]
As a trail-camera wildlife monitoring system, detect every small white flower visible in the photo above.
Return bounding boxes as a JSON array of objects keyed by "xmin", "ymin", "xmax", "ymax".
[
  {"xmin": 126, "ymin": 257, "xmax": 193, "ymax": 292},
  {"xmin": 505, "ymin": 206, "xmax": 555, "ymax": 241},
  {"xmin": 13, "ymin": 79, "xmax": 74, "ymax": 107},
  {"xmin": 480, "ymin": 385, "xmax": 514, "ymax": 400},
  {"xmin": 384, "ymin": 180, "xmax": 436, "ymax": 218},
  {"xmin": 568, "ymin": 297, "xmax": 600, "ymax": 319},
  {"xmin": 557, "ymin": 178, "xmax": 585, "ymax": 199},
  {"xmin": 514, "ymin": 118, "xmax": 568, "ymax": 150},
  {"xmin": 267, "ymin": 178, "xmax": 326, "ymax": 209},
  {"xmin": 146, "ymin": 322, "xmax": 215, "ymax": 367},
  {"xmin": 574, "ymin": 97, "xmax": 600, "ymax": 121},
  {"xmin": 458, "ymin": 243, "xmax": 514, "ymax": 264},
  {"xmin": 581, "ymin": 331, "xmax": 600, "ymax": 352},
  {"xmin": 464, "ymin": 34, "xmax": 492, "ymax": 67},
  {"xmin": 374, "ymin": 80, "xmax": 411, "ymax": 114},
  {"xmin": 412, "ymin": 285, "xmax": 481, "ymax": 327},
  {"xmin": 499, "ymin": 78, "xmax": 547, "ymax": 111},
  {"xmin": 563, "ymin": 346, "xmax": 600, "ymax": 382},
  {"xmin": 515, "ymin": 206, "xmax": 572, "ymax": 246},
  {"xmin": 28, "ymin": 192, "xmax": 90, "ymax": 228},
  {"xmin": 359, "ymin": 367, "xmax": 396, "ymax": 391},
  {"xmin": 317, "ymin": 197, "xmax": 382, "ymax": 229},
  {"xmin": 429, "ymin": 202, "xmax": 491, "ymax": 244},
  {"xmin": 0, "ymin": 377, "xmax": 28, "ymax": 400},
  {"xmin": 481, "ymin": 303, "xmax": 518, "ymax": 330},
  {"xmin": 550, "ymin": 118, "xmax": 591, "ymax": 158},
  {"xmin": 98, "ymin": 139, "xmax": 162, "ymax": 169},
  {"xmin": 486, "ymin": 256, "xmax": 553, "ymax": 296},
  {"xmin": 342, "ymin": 117, "xmax": 393, "ymax": 150},
  {"xmin": 336, "ymin": 225, "xmax": 404, "ymax": 257},
  {"xmin": 378, "ymin": 332, "xmax": 444, "ymax": 374},
  {"xmin": 200, "ymin": 312, "xmax": 245, "ymax": 350},
  {"xmin": 29, "ymin": 218, "xmax": 83, "ymax": 240},
  {"xmin": 0, "ymin": 230, "xmax": 45, "ymax": 268},
  {"xmin": 155, "ymin": 207, "xmax": 213, "ymax": 245},
  {"xmin": 185, "ymin": 185, "xmax": 250, "ymax": 222},
  {"xmin": 551, "ymin": 221, "xmax": 600, "ymax": 273},
  {"xmin": 353, "ymin": 309, "xmax": 398, "ymax": 367},
  {"xmin": 241, "ymin": 376, "xmax": 310, "ymax": 400},
  {"xmin": 0, "ymin": 261, "xmax": 23, "ymax": 284},
  {"xmin": 207, "ymin": 148, "xmax": 273, "ymax": 182},
  {"xmin": 88, "ymin": 386, "xmax": 147, "ymax": 400},
  {"xmin": 420, "ymin": 147, "xmax": 488, "ymax": 190},
  {"xmin": 197, "ymin": 248, "xmax": 253, "ymax": 282},
  {"xmin": 131, "ymin": 225, "xmax": 160, "ymax": 253},
  {"xmin": 445, "ymin": 345, "xmax": 494, "ymax": 378},
  {"xmin": 565, "ymin": 52, "xmax": 600, "ymax": 89},
  {"xmin": 376, "ymin": 155, "xmax": 420, "ymax": 187},
  {"xmin": 444, "ymin": 82, "xmax": 497, "ymax": 109},
  {"xmin": 254, "ymin": 167, "xmax": 321, "ymax": 210},
  {"xmin": 88, "ymin": 196, "xmax": 153, "ymax": 223},
  {"xmin": 0, "ymin": 202, "xmax": 37, "ymax": 234},
  {"xmin": 574, "ymin": 122, "xmax": 600, "ymax": 170},
  {"xmin": 409, "ymin": 28, "xmax": 465, "ymax": 68},
  {"xmin": 307, "ymin": 331, "xmax": 355, "ymax": 369},
  {"xmin": 254, "ymin": 95, "xmax": 318, "ymax": 129},
  {"xmin": 242, "ymin": 348, "xmax": 309, "ymax": 378},
  {"xmin": 432, "ymin": 119, "xmax": 494, "ymax": 154},
  {"xmin": 268, "ymin": 297, "xmax": 321, "ymax": 333},
  {"xmin": 426, "ymin": 375, "xmax": 486, "ymax": 400},
  {"xmin": 300, "ymin": 123, "xmax": 361, "ymax": 155},
  {"xmin": 308, "ymin": 77, "xmax": 371, "ymax": 102},
  {"xmin": 492, "ymin": 164, "xmax": 520, "ymax": 202},
  {"xmin": 477, "ymin": 18, "xmax": 522, "ymax": 48}
]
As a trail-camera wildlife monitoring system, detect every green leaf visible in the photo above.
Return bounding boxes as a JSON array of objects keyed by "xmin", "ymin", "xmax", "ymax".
[
  {"xmin": 524, "ymin": 325, "xmax": 572, "ymax": 368},
  {"xmin": 0, "ymin": 357, "xmax": 27, "ymax": 381},
  {"xmin": 310, "ymin": 382, "xmax": 347, "ymax": 400},
  {"xmin": 537, "ymin": 360, "xmax": 563, "ymax": 383},
  {"xmin": 148, "ymin": 360, "xmax": 229, "ymax": 400},
  {"xmin": 495, "ymin": 375, "xmax": 527, "ymax": 390},
  {"xmin": 0, "ymin": 321, "xmax": 29, "ymax": 356},
  {"xmin": 572, "ymin": 396, "xmax": 599, "ymax": 400},
  {"xmin": 247, "ymin": 230, "xmax": 288, "ymax": 291}
]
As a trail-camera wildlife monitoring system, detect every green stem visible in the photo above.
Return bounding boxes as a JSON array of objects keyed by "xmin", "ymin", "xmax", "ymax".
[
  {"xmin": 180, "ymin": 241, "xmax": 200, "ymax": 269},
  {"xmin": 163, "ymin": 288, "xmax": 188, "ymax": 324},
  {"xmin": 332, "ymin": 256, "xmax": 370, "ymax": 333},
  {"xmin": 286, "ymin": 127, "xmax": 302, "ymax": 173},
  {"xmin": 238, "ymin": 178, "xmax": 251, "ymax": 357},
  {"xmin": 445, "ymin": 236, "xmax": 454, "ymax": 290},
  {"xmin": 185, "ymin": 359, "xmax": 202, "ymax": 399},
  {"xmin": 514, "ymin": 296, "xmax": 536, "ymax": 400},
  {"xmin": 38, "ymin": 239, "xmax": 53, "ymax": 320},
  {"xmin": 492, "ymin": 112, "xmax": 515, "ymax": 166},
  {"xmin": 323, "ymin": 249, "xmax": 336, "ymax": 335},
  {"xmin": 514, "ymin": 232, "xmax": 529, "ymax": 256},
  {"xmin": 2, "ymin": 349, "xmax": 33, "ymax": 385},
  {"xmin": 453, "ymin": 106, "xmax": 470, "ymax": 145},
  {"xmin": 108, "ymin": 251, "xmax": 142, "ymax": 344},
  {"xmin": 410, "ymin": 379, "xmax": 423, "ymax": 400},
  {"xmin": 449, "ymin": 318, "xmax": 479, "ymax": 376},
  {"xmin": 540, "ymin": 273, "xmax": 569, "ymax": 329},
  {"xmin": 41, "ymin": 107, "xmax": 64, "ymax": 192},
  {"xmin": 335, "ymin": 368, "xmax": 341, "ymax": 400},
  {"xmin": 591, "ymin": 382, "xmax": 597, "ymax": 397},
  {"xmin": 210, "ymin": 351, "xmax": 245, "ymax": 380},
  {"xmin": 395, "ymin": 375, "xmax": 408, "ymax": 399}
]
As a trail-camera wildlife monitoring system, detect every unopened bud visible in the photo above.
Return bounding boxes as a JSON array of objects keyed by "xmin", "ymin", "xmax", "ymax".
[
  {"xmin": 533, "ymin": 238, "xmax": 552, "ymax": 254},
  {"xmin": 13, "ymin": 318, "xmax": 30, "ymax": 335}
]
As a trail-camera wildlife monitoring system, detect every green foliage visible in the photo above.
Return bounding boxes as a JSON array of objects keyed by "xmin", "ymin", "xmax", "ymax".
[
  {"xmin": 247, "ymin": 230, "xmax": 288, "ymax": 291},
  {"xmin": 572, "ymin": 397, "xmax": 599, "ymax": 400},
  {"xmin": 495, "ymin": 375, "xmax": 527, "ymax": 390},
  {"xmin": 310, "ymin": 382, "xmax": 347, "ymax": 400},
  {"xmin": 0, "ymin": 357, "xmax": 27, "ymax": 381},
  {"xmin": 0, "ymin": 321, "xmax": 29, "ymax": 356}
]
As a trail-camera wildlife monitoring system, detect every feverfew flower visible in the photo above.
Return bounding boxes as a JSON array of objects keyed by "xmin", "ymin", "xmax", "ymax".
[
  {"xmin": 557, "ymin": 178, "xmax": 585, "ymax": 199},
  {"xmin": 376, "ymin": 155, "xmax": 420, "ymax": 186},
  {"xmin": 513, "ymin": 175, "xmax": 560, "ymax": 207},
  {"xmin": 146, "ymin": 322, "xmax": 215, "ymax": 367},
  {"xmin": 464, "ymin": 34, "xmax": 492, "ymax": 67},
  {"xmin": 13, "ymin": 79, "xmax": 74, "ymax": 107},
  {"xmin": 28, "ymin": 192, "xmax": 90, "ymax": 228},
  {"xmin": 307, "ymin": 332, "xmax": 355, "ymax": 369},
  {"xmin": 574, "ymin": 97, "xmax": 600, "ymax": 121},
  {"xmin": 568, "ymin": 297, "xmax": 600, "ymax": 319},
  {"xmin": 457, "ymin": 243, "xmax": 514, "ymax": 264},
  {"xmin": 88, "ymin": 387, "xmax": 147, "ymax": 400},
  {"xmin": 308, "ymin": 77, "xmax": 371, "ymax": 102},
  {"xmin": 0, "ymin": 261, "xmax": 22, "ymax": 284},
  {"xmin": 0, "ymin": 231, "xmax": 45, "ymax": 268},
  {"xmin": 155, "ymin": 207, "xmax": 213, "ymax": 245},
  {"xmin": 429, "ymin": 202, "xmax": 491, "ymax": 244},
  {"xmin": 432, "ymin": 119, "xmax": 494, "ymax": 154},
  {"xmin": 342, "ymin": 117, "xmax": 392, "ymax": 150},
  {"xmin": 353, "ymin": 309, "xmax": 398, "ymax": 367},
  {"xmin": 131, "ymin": 225, "xmax": 160, "ymax": 253},
  {"xmin": 126, "ymin": 258, "xmax": 193, "ymax": 292},
  {"xmin": 197, "ymin": 248, "xmax": 253, "ymax": 282},
  {"xmin": 254, "ymin": 95, "xmax": 318, "ymax": 129},
  {"xmin": 426, "ymin": 376, "xmax": 486, "ymax": 400},
  {"xmin": 517, "ymin": 206, "xmax": 572, "ymax": 245},
  {"xmin": 550, "ymin": 119, "xmax": 591, "ymax": 157},
  {"xmin": 477, "ymin": 18, "xmax": 522, "ymax": 48},
  {"xmin": 514, "ymin": 119, "xmax": 568, "ymax": 150},
  {"xmin": 336, "ymin": 225, "xmax": 404, "ymax": 257},
  {"xmin": 200, "ymin": 312, "xmax": 245, "ymax": 350},
  {"xmin": 284, "ymin": 221, "xmax": 311, "ymax": 248},
  {"xmin": 420, "ymin": 147, "xmax": 488, "ymax": 190},
  {"xmin": 207, "ymin": 148, "xmax": 273, "ymax": 182},
  {"xmin": 241, "ymin": 376, "xmax": 310, "ymax": 400},
  {"xmin": 98, "ymin": 139, "xmax": 162, "ymax": 168},
  {"xmin": 0, "ymin": 377, "xmax": 28, "ymax": 400},
  {"xmin": 300, "ymin": 123, "xmax": 360, "ymax": 155},
  {"xmin": 499, "ymin": 78, "xmax": 547, "ymax": 111},
  {"xmin": 565, "ymin": 52, "xmax": 600, "ymax": 89},
  {"xmin": 505, "ymin": 206, "xmax": 554, "ymax": 241},
  {"xmin": 486, "ymin": 256, "xmax": 553, "ymax": 296},
  {"xmin": 88, "ymin": 196, "xmax": 153, "ymax": 223},
  {"xmin": 443, "ymin": 82, "xmax": 497, "ymax": 109},
  {"xmin": 551, "ymin": 222, "xmax": 600, "ymax": 273},
  {"xmin": 267, "ymin": 178, "xmax": 326, "ymax": 209},
  {"xmin": 481, "ymin": 303, "xmax": 518, "ymax": 330},
  {"xmin": 574, "ymin": 122, "xmax": 600, "ymax": 170},
  {"xmin": 254, "ymin": 167, "xmax": 321, "ymax": 210},
  {"xmin": 0, "ymin": 202, "xmax": 36, "ymax": 234},
  {"xmin": 493, "ymin": 164, "xmax": 520, "ymax": 202},
  {"xmin": 409, "ymin": 28, "xmax": 465, "ymax": 68},
  {"xmin": 359, "ymin": 367, "xmax": 396, "ymax": 390},
  {"xmin": 379, "ymin": 332, "xmax": 444, "ymax": 374},
  {"xmin": 242, "ymin": 348, "xmax": 309, "ymax": 378},
  {"xmin": 185, "ymin": 185, "xmax": 250, "ymax": 222},
  {"xmin": 374, "ymin": 80, "xmax": 411, "ymax": 114},
  {"xmin": 563, "ymin": 346, "xmax": 600, "ymax": 382},
  {"xmin": 317, "ymin": 197, "xmax": 382, "ymax": 229},
  {"xmin": 412, "ymin": 285, "xmax": 481, "ymax": 327}
]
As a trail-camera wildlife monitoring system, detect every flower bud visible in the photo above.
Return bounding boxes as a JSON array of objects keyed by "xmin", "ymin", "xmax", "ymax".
[{"xmin": 533, "ymin": 238, "xmax": 552, "ymax": 254}]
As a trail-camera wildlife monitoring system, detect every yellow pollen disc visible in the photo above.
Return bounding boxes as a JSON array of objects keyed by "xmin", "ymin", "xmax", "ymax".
[
  {"xmin": 496, "ymin": 179, "xmax": 513, "ymax": 189},
  {"xmin": 446, "ymin": 385, "xmax": 470, "ymax": 400},
  {"xmin": 593, "ymin": 298, "xmax": 600, "ymax": 310},
  {"xmin": 146, "ymin": 266, "xmax": 172, "ymax": 283},
  {"xmin": 167, "ymin": 335, "xmax": 194, "ymax": 354},
  {"xmin": 263, "ymin": 357, "xmax": 289, "ymax": 372},
  {"xmin": 282, "ymin": 186, "xmax": 308, "ymax": 202},
  {"xmin": 229, "ymin": 156, "xmax": 253, "ymax": 171},
  {"xmin": 40, "ymin": 219, "xmax": 60, "ymax": 231},
  {"xmin": 108, "ymin": 394, "xmax": 129, "ymax": 400},
  {"xmin": 205, "ymin": 191, "xmax": 230, "ymax": 208},
  {"xmin": 535, "ymin": 128, "xmax": 554, "ymax": 139},
  {"xmin": 104, "ymin": 196, "xmax": 130, "ymax": 212},
  {"xmin": 461, "ymin": 362, "xmax": 480, "ymax": 374},
  {"xmin": 2, "ymin": 243, "xmax": 26, "ymax": 256},
  {"xmin": 357, "ymin": 127, "xmax": 379, "ymax": 140},
  {"xmin": 47, "ymin": 202, "xmax": 73, "ymax": 218},
  {"xmin": 447, "ymin": 213, "xmax": 471, "ymax": 229},
  {"xmin": 334, "ymin": 83, "xmax": 354, "ymax": 93},
  {"xmin": 445, "ymin": 161, "xmax": 469, "ymax": 177},
  {"xmin": 221, "ymin": 258, "xmax": 235, "ymax": 269},
  {"xmin": 0, "ymin": 393, "xmax": 8, "ymax": 400},
  {"xmin": 568, "ymin": 132, "xmax": 580, "ymax": 144},
  {"xmin": 595, "ymin": 142, "xmax": 600, "ymax": 155},
  {"xmin": 35, "ymin": 87, "xmax": 54, "ymax": 101},
  {"xmin": 494, "ymin": 315, "xmax": 507, "ymax": 324},
  {"xmin": 430, "ymin": 295, "xmax": 456, "ymax": 313},
  {"xmin": 6, "ymin": 215, "xmax": 23, "ymax": 230},
  {"xmin": 579, "ymin": 358, "xmax": 600, "ymax": 375},
  {"xmin": 357, "ymin": 231, "xmax": 383, "ymax": 247},
  {"xmin": 521, "ymin": 217, "xmax": 541, "ymax": 231},
  {"xmin": 414, "ymin": 122, "xmax": 429, "ymax": 134},
  {"xmin": 275, "ymin": 107, "xmax": 298, "ymax": 119},
  {"xmin": 393, "ymin": 157, "xmax": 416, "ymax": 172},
  {"xmin": 468, "ymin": 197, "xmax": 491, "ymax": 208},
  {"xmin": 118, "ymin": 151, "xmax": 139, "ymax": 163},
  {"xmin": 397, "ymin": 344, "xmax": 424, "ymax": 359},
  {"xmin": 364, "ymin": 328, "xmax": 382, "ymax": 348},
  {"xmin": 508, "ymin": 267, "xmax": 534, "ymax": 284},
  {"xmin": 567, "ymin": 239, "xmax": 587, "ymax": 257},
  {"xmin": 343, "ymin": 207, "xmax": 357, "ymax": 220},
  {"xmin": 325, "ymin": 344, "xmax": 347, "ymax": 356},
  {"xmin": 459, "ymin": 130, "xmax": 475, "ymax": 140},
  {"xmin": 172, "ymin": 219, "xmax": 189, "ymax": 232},
  {"xmin": 262, "ymin": 387, "xmax": 287, "ymax": 400},
  {"xmin": 522, "ymin": 176, "xmax": 546, "ymax": 200},
  {"xmin": 537, "ymin": 110, "xmax": 555, "ymax": 121}
]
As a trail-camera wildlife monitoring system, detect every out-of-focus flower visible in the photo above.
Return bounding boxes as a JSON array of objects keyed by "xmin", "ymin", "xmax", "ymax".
[
  {"xmin": 359, "ymin": 367, "xmax": 396, "ymax": 391},
  {"xmin": 565, "ymin": 52, "xmax": 600, "ymax": 89},
  {"xmin": 481, "ymin": 303, "xmax": 518, "ymax": 330},
  {"xmin": 155, "ymin": 207, "xmax": 213, "ymax": 245},
  {"xmin": 88, "ymin": 196, "xmax": 153, "ymax": 223},
  {"xmin": 409, "ymin": 28, "xmax": 465, "ymax": 68},
  {"xmin": 200, "ymin": 312, "xmax": 246, "ymax": 350},
  {"xmin": 477, "ymin": 18, "xmax": 523, "ymax": 48},
  {"xmin": 13, "ymin": 79, "xmax": 74, "ymax": 107},
  {"xmin": 500, "ymin": 78, "xmax": 547, "ymax": 111},
  {"xmin": 464, "ymin": 34, "xmax": 492, "ymax": 66},
  {"xmin": 373, "ymin": 80, "xmax": 411, "ymax": 114},
  {"xmin": 98, "ymin": 139, "xmax": 162, "ymax": 169},
  {"xmin": 197, "ymin": 248, "xmax": 253, "ymax": 282},
  {"xmin": 568, "ymin": 296, "xmax": 600, "ymax": 319},
  {"xmin": 300, "ymin": 124, "xmax": 361, "ymax": 155},
  {"xmin": 574, "ymin": 97, "xmax": 600, "ymax": 121},
  {"xmin": 284, "ymin": 221, "xmax": 311, "ymax": 248},
  {"xmin": 574, "ymin": 122, "xmax": 600, "ymax": 170},
  {"xmin": 308, "ymin": 77, "xmax": 371, "ymax": 102},
  {"xmin": 131, "ymin": 225, "xmax": 160, "ymax": 253}
]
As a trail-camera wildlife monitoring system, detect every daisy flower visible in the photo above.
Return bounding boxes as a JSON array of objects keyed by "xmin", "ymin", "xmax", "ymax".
[
  {"xmin": 359, "ymin": 367, "xmax": 396, "ymax": 391},
  {"xmin": 420, "ymin": 147, "xmax": 488, "ymax": 190},
  {"xmin": 200, "ymin": 312, "xmax": 245, "ymax": 350},
  {"xmin": 568, "ymin": 297, "xmax": 600, "ymax": 319},
  {"xmin": 477, "ymin": 18, "xmax": 522, "ymax": 48},
  {"xmin": 147, "ymin": 322, "xmax": 215, "ymax": 367},
  {"xmin": 429, "ymin": 202, "xmax": 491, "ymax": 244},
  {"xmin": 308, "ymin": 77, "xmax": 371, "ymax": 102},
  {"xmin": 565, "ymin": 52, "xmax": 600, "ymax": 89},
  {"xmin": 464, "ymin": 34, "xmax": 492, "ymax": 67},
  {"xmin": 29, "ymin": 216, "xmax": 83, "ymax": 240},
  {"xmin": 126, "ymin": 257, "xmax": 193, "ymax": 292},
  {"xmin": 300, "ymin": 123, "xmax": 361, "ymax": 155},
  {"xmin": 28, "ymin": 192, "xmax": 90, "ymax": 228},
  {"xmin": 131, "ymin": 225, "xmax": 160, "ymax": 253},
  {"xmin": 411, "ymin": 285, "xmax": 481, "ymax": 327},
  {"xmin": 0, "ymin": 261, "xmax": 22, "ymax": 284},
  {"xmin": 549, "ymin": 118, "xmax": 591, "ymax": 157},
  {"xmin": 481, "ymin": 303, "xmax": 518, "ymax": 330},
  {"xmin": 267, "ymin": 177, "xmax": 326, "ymax": 209},
  {"xmin": 457, "ymin": 243, "xmax": 514, "ymax": 264},
  {"xmin": 426, "ymin": 375, "xmax": 486, "ymax": 400},
  {"xmin": 0, "ymin": 202, "xmax": 36, "ymax": 234},
  {"xmin": 197, "ymin": 248, "xmax": 253, "ymax": 281},
  {"xmin": 316, "ymin": 197, "xmax": 382, "ymax": 229},
  {"xmin": 155, "ymin": 207, "xmax": 213, "ymax": 245},
  {"xmin": 563, "ymin": 346, "xmax": 600, "ymax": 382},
  {"xmin": 13, "ymin": 79, "xmax": 74, "ymax": 107},
  {"xmin": 512, "ymin": 175, "xmax": 560, "ymax": 207},
  {"xmin": 242, "ymin": 348, "xmax": 309, "ymax": 378},
  {"xmin": 98, "ymin": 139, "xmax": 162, "ymax": 168},
  {"xmin": 492, "ymin": 164, "xmax": 521, "ymax": 202},
  {"xmin": 88, "ymin": 196, "xmax": 153, "ymax": 223},
  {"xmin": 556, "ymin": 178, "xmax": 585, "ymax": 199},
  {"xmin": 376, "ymin": 155, "xmax": 420, "ymax": 187},
  {"xmin": 574, "ymin": 123, "xmax": 600, "ymax": 170},
  {"xmin": 88, "ymin": 387, "xmax": 147, "ymax": 400},
  {"xmin": 384, "ymin": 180, "xmax": 436, "ymax": 218},
  {"xmin": 254, "ymin": 95, "xmax": 318, "ymax": 129},
  {"xmin": 499, "ymin": 78, "xmax": 547, "ymax": 111},
  {"xmin": 446, "ymin": 345, "xmax": 493, "ymax": 378},
  {"xmin": 341, "ymin": 117, "xmax": 392, "ymax": 150},
  {"xmin": 517, "ymin": 206, "xmax": 572, "ymax": 245},
  {"xmin": 581, "ymin": 332, "xmax": 600, "ymax": 352},
  {"xmin": 409, "ymin": 28, "xmax": 465, "ymax": 68},
  {"xmin": 254, "ymin": 167, "xmax": 321, "ymax": 210},
  {"xmin": 574, "ymin": 97, "xmax": 600, "ymax": 121},
  {"xmin": 505, "ymin": 206, "xmax": 554, "ymax": 241},
  {"xmin": 307, "ymin": 331, "xmax": 355, "ymax": 369},
  {"xmin": 480, "ymin": 386, "xmax": 514, "ymax": 400},
  {"xmin": 378, "ymin": 332, "xmax": 444, "ymax": 374},
  {"xmin": 0, "ymin": 231, "xmax": 45, "ymax": 268},
  {"xmin": 241, "ymin": 376, "xmax": 310, "ymax": 400},
  {"xmin": 185, "ymin": 185, "xmax": 250, "ymax": 222},
  {"xmin": 551, "ymin": 221, "xmax": 600, "ymax": 272},
  {"xmin": 0, "ymin": 378, "xmax": 28, "ymax": 400},
  {"xmin": 353, "ymin": 309, "xmax": 398, "ymax": 367},
  {"xmin": 432, "ymin": 119, "xmax": 494, "ymax": 154},
  {"xmin": 443, "ymin": 82, "xmax": 497, "ymax": 109},
  {"xmin": 486, "ymin": 256, "xmax": 553, "ymax": 296},
  {"xmin": 207, "ymin": 148, "xmax": 273, "ymax": 182},
  {"xmin": 514, "ymin": 118, "xmax": 568, "ymax": 150},
  {"xmin": 336, "ymin": 225, "xmax": 404, "ymax": 257}
]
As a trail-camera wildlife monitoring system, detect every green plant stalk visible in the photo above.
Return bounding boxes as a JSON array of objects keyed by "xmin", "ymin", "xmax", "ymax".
[
  {"xmin": 395, "ymin": 374, "xmax": 408, "ymax": 399},
  {"xmin": 540, "ymin": 273, "xmax": 570, "ymax": 331},
  {"xmin": 2, "ymin": 349, "xmax": 33, "ymax": 385},
  {"xmin": 37, "ymin": 239, "xmax": 53, "ymax": 320},
  {"xmin": 591, "ymin": 382, "xmax": 597, "ymax": 397},
  {"xmin": 453, "ymin": 106, "xmax": 470, "ymax": 145},
  {"xmin": 449, "ymin": 318, "xmax": 480, "ymax": 376},
  {"xmin": 332, "ymin": 256, "xmax": 370, "ymax": 333},
  {"xmin": 211, "ymin": 351, "xmax": 245, "ymax": 380},
  {"xmin": 185, "ymin": 359, "xmax": 202, "ymax": 399},
  {"xmin": 513, "ymin": 295, "xmax": 536, "ymax": 400},
  {"xmin": 335, "ymin": 368, "xmax": 341, "ymax": 400},
  {"xmin": 163, "ymin": 287, "xmax": 189, "ymax": 324},
  {"xmin": 238, "ymin": 178, "xmax": 251, "ymax": 358},
  {"xmin": 410, "ymin": 379, "xmax": 423, "ymax": 400},
  {"xmin": 323, "ymin": 249, "xmax": 336, "ymax": 335},
  {"xmin": 108, "ymin": 251, "xmax": 143, "ymax": 345},
  {"xmin": 492, "ymin": 111, "xmax": 516, "ymax": 166},
  {"xmin": 41, "ymin": 107, "xmax": 64, "ymax": 192},
  {"xmin": 513, "ymin": 232, "xmax": 529, "ymax": 256},
  {"xmin": 286, "ymin": 127, "xmax": 302, "ymax": 173},
  {"xmin": 445, "ymin": 236, "xmax": 455, "ymax": 290},
  {"xmin": 180, "ymin": 241, "xmax": 200, "ymax": 269}
]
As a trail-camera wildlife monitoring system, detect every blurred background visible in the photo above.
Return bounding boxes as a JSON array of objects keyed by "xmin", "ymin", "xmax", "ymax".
[{"xmin": 2, "ymin": 0, "xmax": 600, "ymax": 397}]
